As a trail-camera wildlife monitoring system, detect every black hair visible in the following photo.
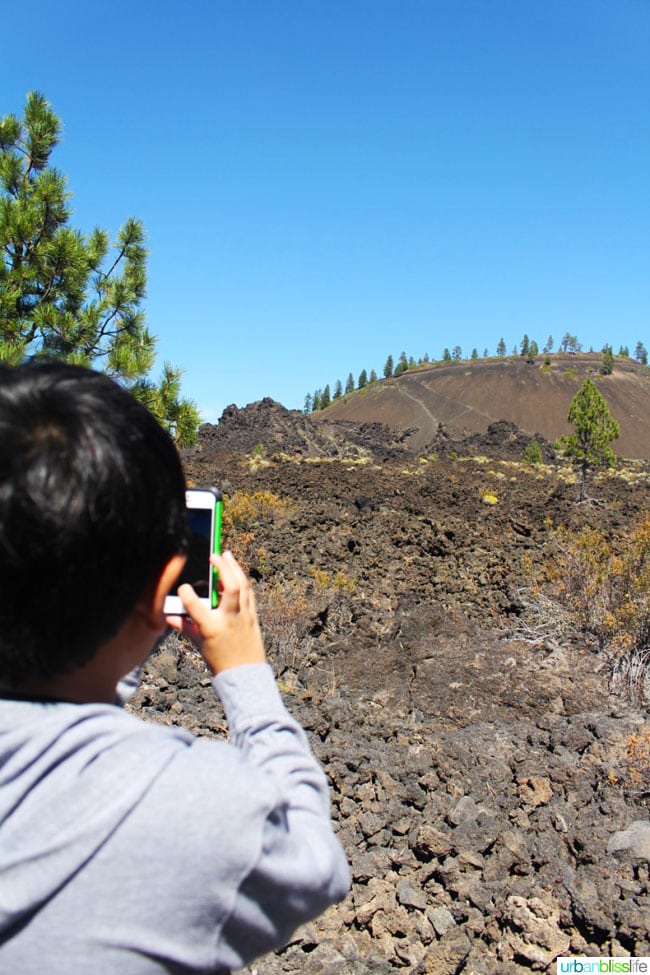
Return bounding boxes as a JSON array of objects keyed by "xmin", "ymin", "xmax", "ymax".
[{"xmin": 0, "ymin": 362, "xmax": 188, "ymax": 684}]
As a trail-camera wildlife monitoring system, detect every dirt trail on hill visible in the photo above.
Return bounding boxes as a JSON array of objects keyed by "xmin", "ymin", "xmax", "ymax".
[{"xmin": 321, "ymin": 354, "xmax": 650, "ymax": 458}]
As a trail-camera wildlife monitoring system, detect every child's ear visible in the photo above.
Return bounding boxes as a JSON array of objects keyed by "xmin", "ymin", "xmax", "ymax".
[{"xmin": 136, "ymin": 554, "xmax": 187, "ymax": 630}]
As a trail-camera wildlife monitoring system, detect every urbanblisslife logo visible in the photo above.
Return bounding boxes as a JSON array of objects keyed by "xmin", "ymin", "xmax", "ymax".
[{"xmin": 557, "ymin": 960, "xmax": 650, "ymax": 974}]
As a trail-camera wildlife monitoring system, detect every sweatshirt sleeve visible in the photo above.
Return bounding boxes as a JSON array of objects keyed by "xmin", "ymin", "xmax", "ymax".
[
  {"xmin": 114, "ymin": 667, "xmax": 141, "ymax": 705},
  {"xmin": 212, "ymin": 663, "xmax": 351, "ymax": 967}
]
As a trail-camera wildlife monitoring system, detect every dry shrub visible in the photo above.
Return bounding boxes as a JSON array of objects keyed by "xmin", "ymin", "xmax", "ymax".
[
  {"xmin": 550, "ymin": 516, "xmax": 650, "ymax": 702},
  {"xmin": 625, "ymin": 725, "xmax": 650, "ymax": 790},
  {"xmin": 255, "ymin": 579, "xmax": 314, "ymax": 689},
  {"xmin": 611, "ymin": 647, "xmax": 650, "ymax": 707},
  {"xmin": 225, "ymin": 490, "xmax": 292, "ymax": 534},
  {"xmin": 256, "ymin": 571, "xmax": 355, "ymax": 693},
  {"xmin": 223, "ymin": 490, "xmax": 292, "ymax": 574}
]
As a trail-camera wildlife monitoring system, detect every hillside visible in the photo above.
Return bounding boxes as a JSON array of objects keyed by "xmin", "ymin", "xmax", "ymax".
[{"xmin": 317, "ymin": 354, "xmax": 650, "ymax": 460}]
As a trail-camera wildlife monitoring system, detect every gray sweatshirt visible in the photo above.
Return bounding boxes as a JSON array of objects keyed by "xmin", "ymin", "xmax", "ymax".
[{"xmin": 0, "ymin": 663, "xmax": 350, "ymax": 974}]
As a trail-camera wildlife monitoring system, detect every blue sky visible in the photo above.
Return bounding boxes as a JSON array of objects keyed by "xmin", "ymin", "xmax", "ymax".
[{"xmin": 2, "ymin": 1, "xmax": 649, "ymax": 421}]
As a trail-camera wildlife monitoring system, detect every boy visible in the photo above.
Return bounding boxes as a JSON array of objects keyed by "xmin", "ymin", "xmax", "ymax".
[{"xmin": 0, "ymin": 362, "xmax": 350, "ymax": 974}]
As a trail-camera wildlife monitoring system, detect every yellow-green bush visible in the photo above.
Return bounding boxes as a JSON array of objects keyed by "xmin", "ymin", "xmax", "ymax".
[
  {"xmin": 308, "ymin": 566, "xmax": 356, "ymax": 593},
  {"xmin": 225, "ymin": 490, "xmax": 291, "ymax": 532}
]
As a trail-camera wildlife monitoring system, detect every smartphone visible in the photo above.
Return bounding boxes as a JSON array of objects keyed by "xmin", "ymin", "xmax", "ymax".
[{"xmin": 164, "ymin": 487, "xmax": 223, "ymax": 615}]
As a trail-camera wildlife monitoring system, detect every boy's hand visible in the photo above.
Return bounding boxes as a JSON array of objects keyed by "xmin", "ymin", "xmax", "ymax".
[{"xmin": 166, "ymin": 552, "xmax": 266, "ymax": 674}]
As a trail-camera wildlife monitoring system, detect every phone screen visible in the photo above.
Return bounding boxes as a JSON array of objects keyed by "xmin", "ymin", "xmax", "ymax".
[{"xmin": 176, "ymin": 509, "xmax": 212, "ymax": 597}]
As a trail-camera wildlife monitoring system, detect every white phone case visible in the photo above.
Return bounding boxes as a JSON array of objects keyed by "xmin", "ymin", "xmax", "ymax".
[{"xmin": 164, "ymin": 488, "xmax": 221, "ymax": 615}]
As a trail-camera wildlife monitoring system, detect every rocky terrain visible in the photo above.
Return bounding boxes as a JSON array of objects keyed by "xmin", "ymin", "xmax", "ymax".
[{"xmin": 129, "ymin": 401, "xmax": 650, "ymax": 973}]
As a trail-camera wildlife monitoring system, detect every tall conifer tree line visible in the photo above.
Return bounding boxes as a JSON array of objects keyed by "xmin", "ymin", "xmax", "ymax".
[{"xmin": 305, "ymin": 334, "xmax": 648, "ymax": 413}]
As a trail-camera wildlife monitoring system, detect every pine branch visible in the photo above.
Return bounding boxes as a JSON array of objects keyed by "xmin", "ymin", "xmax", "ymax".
[
  {"xmin": 23, "ymin": 200, "xmax": 52, "ymax": 262},
  {"xmin": 97, "ymin": 242, "xmax": 127, "ymax": 285}
]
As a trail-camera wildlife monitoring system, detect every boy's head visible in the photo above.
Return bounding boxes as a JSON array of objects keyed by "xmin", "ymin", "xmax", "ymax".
[{"xmin": 0, "ymin": 362, "xmax": 188, "ymax": 685}]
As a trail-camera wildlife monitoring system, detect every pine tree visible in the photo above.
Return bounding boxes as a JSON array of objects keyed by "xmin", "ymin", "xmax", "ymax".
[
  {"xmin": 394, "ymin": 351, "xmax": 408, "ymax": 377},
  {"xmin": 496, "ymin": 338, "xmax": 506, "ymax": 356},
  {"xmin": 600, "ymin": 345, "xmax": 614, "ymax": 375},
  {"xmin": 333, "ymin": 379, "xmax": 343, "ymax": 399},
  {"xmin": 369, "ymin": 368, "xmax": 378, "ymax": 383},
  {"xmin": 357, "ymin": 368, "xmax": 368, "ymax": 389},
  {"xmin": 320, "ymin": 384, "xmax": 331, "ymax": 409},
  {"xmin": 557, "ymin": 378, "xmax": 620, "ymax": 501},
  {"xmin": 0, "ymin": 92, "xmax": 199, "ymax": 444},
  {"xmin": 520, "ymin": 334, "xmax": 530, "ymax": 357},
  {"xmin": 345, "ymin": 372, "xmax": 355, "ymax": 394},
  {"xmin": 561, "ymin": 333, "xmax": 581, "ymax": 353},
  {"xmin": 524, "ymin": 438, "xmax": 543, "ymax": 465},
  {"xmin": 304, "ymin": 393, "xmax": 313, "ymax": 413},
  {"xmin": 526, "ymin": 340, "xmax": 539, "ymax": 364},
  {"xmin": 634, "ymin": 341, "xmax": 648, "ymax": 364},
  {"xmin": 383, "ymin": 355, "xmax": 394, "ymax": 378}
]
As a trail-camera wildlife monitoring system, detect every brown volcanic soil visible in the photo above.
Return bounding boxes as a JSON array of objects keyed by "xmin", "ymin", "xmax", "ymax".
[
  {"xmin": 130, "ymin": 404, "xmax": 650, "ymax": 973},
  {"xmin": 319, "ymin": 354, "xmax": 650, "ymax": 460}
]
